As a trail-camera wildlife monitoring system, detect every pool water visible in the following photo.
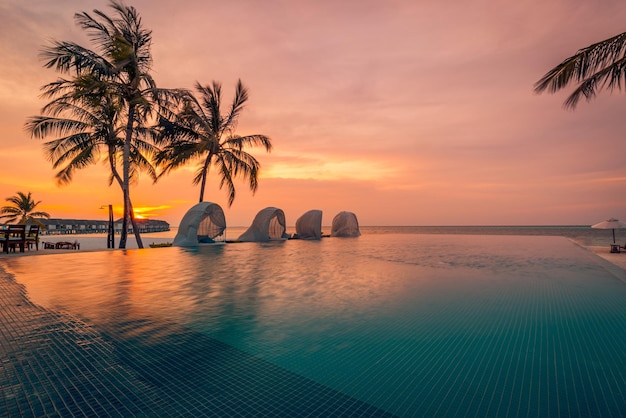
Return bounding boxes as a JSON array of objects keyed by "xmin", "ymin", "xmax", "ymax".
[{"xmin": 3, "ymin": 234, "xmax": 625, "ymax": 417}]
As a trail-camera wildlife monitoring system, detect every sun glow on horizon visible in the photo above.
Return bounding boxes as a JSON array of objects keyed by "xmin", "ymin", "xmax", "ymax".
[{"xmin": 133, "ymin": 205, "xmax": 172, "ymax": 220}]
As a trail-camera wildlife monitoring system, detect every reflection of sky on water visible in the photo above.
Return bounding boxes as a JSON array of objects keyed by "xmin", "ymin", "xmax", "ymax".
[{"xmin": 2, "ymin": 234, "xmax": 624, "ymax": 417}]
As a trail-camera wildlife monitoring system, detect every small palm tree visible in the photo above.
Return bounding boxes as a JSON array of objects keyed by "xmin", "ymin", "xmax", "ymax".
[
  {"xmin": 156, "ymin": 80, "xmax": 272, "ymax": 205},
  {"xmin": 0, "ymin": 192, "xmax": 51, "ymax": 226},
  {"xmin": 535, "ymin": 31, "xmax": 626, "ymax": 107}
]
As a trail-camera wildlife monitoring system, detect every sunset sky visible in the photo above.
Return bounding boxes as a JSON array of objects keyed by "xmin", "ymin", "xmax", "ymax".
[{"xmin": 1, "ymin": 0, "xmax": 625, "ymax": 227}]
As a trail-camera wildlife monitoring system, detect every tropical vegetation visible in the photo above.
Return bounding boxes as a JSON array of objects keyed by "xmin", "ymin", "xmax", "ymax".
[
  {"xmin": 156, "ymin": 80, "xmax": 272, "ymax": 205},
  {"xmin": 0, "ymin": 192, "xmax": 50, "ymax": 227},
  {"xmin": 25, "ymin": 70, "xmax": 160, "ymax": 248},
  {"xmin": 535, "ymin": 31, "xmax": 626, "ymax": 107},
  {"xmin": 26, "ymin": 0, "xmax": 181, "ymax": 248},
  {"xmin": 26, "ymin": 1, "xmax": 272, "ymax": 247}
]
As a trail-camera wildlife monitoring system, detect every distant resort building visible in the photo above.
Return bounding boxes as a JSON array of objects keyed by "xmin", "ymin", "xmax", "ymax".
[{"xmin": 38, "ymin": 218, "xmax": 170, "ymax": 235}]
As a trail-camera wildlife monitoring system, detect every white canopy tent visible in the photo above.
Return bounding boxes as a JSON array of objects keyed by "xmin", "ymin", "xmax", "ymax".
[
  {"xmin": 238, "ymin": 207, "xmax": 289, "ymax": 242},
  {"xmin": 173, "ymin": 202, "xmax": 226, "ymax": 246},
  {"xmin": 295, "ymin": 209, "xmax": 323, "ymax": 240},
  {"xmin": 330, "ymin": 211, "xmax": 361, "ymax": 237}
]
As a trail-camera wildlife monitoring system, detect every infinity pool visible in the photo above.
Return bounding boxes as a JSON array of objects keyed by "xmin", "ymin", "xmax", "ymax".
[{"xmin": 3, "ymin": 234, "xmax": 625, "ymax": 417}]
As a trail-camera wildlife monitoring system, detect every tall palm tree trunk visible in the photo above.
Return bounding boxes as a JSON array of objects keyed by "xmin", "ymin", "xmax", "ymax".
[
  {"xmin": 109, "ymin": 149, "xmax": 143, "ymax": 248},
  {"xmin": 129, "ymin": 200, "xmax": 144, "ymax": 248},
  {"xmin": 120, "ymin": 105, "xmax": 134, "ymax": 248},
  {"xmin": 198, "ymin": 153, "xmax": 212, "ymax": 203},
  {"xmin": 198, "ymin": 175, "xmax": 206, "ymax": 203}
]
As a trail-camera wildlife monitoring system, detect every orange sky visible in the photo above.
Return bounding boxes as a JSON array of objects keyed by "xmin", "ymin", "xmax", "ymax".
[{"xmin": 1, "ymin": 0, "xmax": 625, "ymax": 227}]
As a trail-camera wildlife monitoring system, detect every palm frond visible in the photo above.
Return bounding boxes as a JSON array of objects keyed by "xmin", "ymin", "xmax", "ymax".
[
  {"xmin": 26, "ymin": 116, "xmax": 89, "ymax": 139},
  {"xmin": 215, "ymin": 156, "xmax": 237, "ymax": 206},
  {"xmin": 40, "ymin": 41, "xmax": 113, "ymax": 78},
  {"xmin": 28, "ymin": 211, "xmax": 51, "ymax": 218},
  {"xmin": 52, "ymin": 144, "xmax": 98, "ymax": 185},
  {"xmin": 562, "ymin": 55, "xmax": 626, "ymax": 108},
  {"xmin": 223, "ymin": 79, "xmax": 248, "ymax": 129},
  {"xmin": 535, "ymin": 31, "xmax": 626, "ymax": 108},
  {"xmin": 74, "ymin": 10, "xmax": 113, "ymax": 50},
  {"xmin": 225, "ymin": 134, "xmax": 273, "ymax": 152},
  {"xmin": 192, "ymin": 166, "xmax": 205, "ymax": 186}
]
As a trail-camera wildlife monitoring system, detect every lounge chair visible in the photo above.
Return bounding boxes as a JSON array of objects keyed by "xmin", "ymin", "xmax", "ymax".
[
  {"xmin": 1, "ymin": 224, "xmax": 27, "ymax": 253},
  {"xmin": 25, "ymin": 224, "xmax": 40, "ymax": 251}
]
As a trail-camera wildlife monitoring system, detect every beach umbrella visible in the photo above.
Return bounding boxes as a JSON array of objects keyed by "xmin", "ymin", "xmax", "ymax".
[{"xmin": 591, "ymin": 218, "xmax": 626, "ymax": 243}]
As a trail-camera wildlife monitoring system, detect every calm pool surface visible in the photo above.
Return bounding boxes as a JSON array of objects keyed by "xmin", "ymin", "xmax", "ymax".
[{"xmin": 3, "ymin": 234, "xmax": 625, "ymax": 417}]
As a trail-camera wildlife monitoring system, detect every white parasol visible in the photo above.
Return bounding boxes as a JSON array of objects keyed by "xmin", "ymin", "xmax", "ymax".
[{"xmin": 591, "ymin": 218, "xmax": 626, "ymax": 243}]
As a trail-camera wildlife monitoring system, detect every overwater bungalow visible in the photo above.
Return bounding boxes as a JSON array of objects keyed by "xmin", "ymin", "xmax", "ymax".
[{"xmin": 38, "ymin": 218, "xmax": 170, "ymax": 235}]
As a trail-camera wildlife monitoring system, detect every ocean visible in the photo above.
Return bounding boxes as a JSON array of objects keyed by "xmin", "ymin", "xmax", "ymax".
[{"xmin": 1, "ymin": 227, "xmax": 624, "ymax": 416}]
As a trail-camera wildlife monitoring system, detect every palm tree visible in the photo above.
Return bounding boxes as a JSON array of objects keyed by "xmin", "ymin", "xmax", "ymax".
[
  {"xmin": 33, "ymin": 1, "xmax": 178, "ymax": 248},
  {"xmin": 25, "ymin": 78, "xmax": 159, "ymax": 243},
  {"xmin": 0, "ymin": 192, "xmax": 50, "ymax": 226},
  {"xmin": 535, "ymin": 31, "xmax": 626, "ymax": 108},
  {"xmin": 156, "ymin": 80, "xmax": 272, "ymax": 205},
  {"xmin": 26, "ymin": 78, "xmax": 158, "ymax": 187},
  {"xmin": 25, "ymin": 80, "xmax": 158, "ymax": 245}
]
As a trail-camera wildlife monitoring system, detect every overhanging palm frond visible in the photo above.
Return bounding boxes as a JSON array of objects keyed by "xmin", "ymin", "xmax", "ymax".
[
  {"xmin": 535, "ymin": 31, "xmax": 626, "ymax": 108},
  {"xmin": 562, "ymin": 56, "xmax": 626, "ymax": 108},
  {"xmin": 192, "ymin": 166, "xmax": 206, "ymax": 186},
  {"xmin": 58, "ymin": 150, "xmax": 97, "ymax": 178},
  {"xmin": 223, "ymin": 149, "xmax": 260, "ymax": 189}
]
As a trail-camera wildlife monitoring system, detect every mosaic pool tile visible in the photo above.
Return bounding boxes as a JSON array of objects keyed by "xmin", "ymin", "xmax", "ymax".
[
  {"xmin": 1, "ymin": 235, "xmax": 625, "ymax": 417},
  {"xmin": 0, "ymin": 272, "xmax": 395, "ymax": 417}
]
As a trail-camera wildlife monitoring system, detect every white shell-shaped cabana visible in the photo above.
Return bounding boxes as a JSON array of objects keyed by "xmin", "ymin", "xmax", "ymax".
[
  {"xmin": 173, "ymin": 202, "xmax": 226, "ymax": 246},
  {"xmin": 238, "ymin": 207, "xmax": 289, "ymax": 242},
  {"xmin": 295, "ymin": 209, "xmax": 323, "ymax": 240},
  {"xmin": 330, "ymin": 211, "xmax": 361, "ymax": 237}
]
